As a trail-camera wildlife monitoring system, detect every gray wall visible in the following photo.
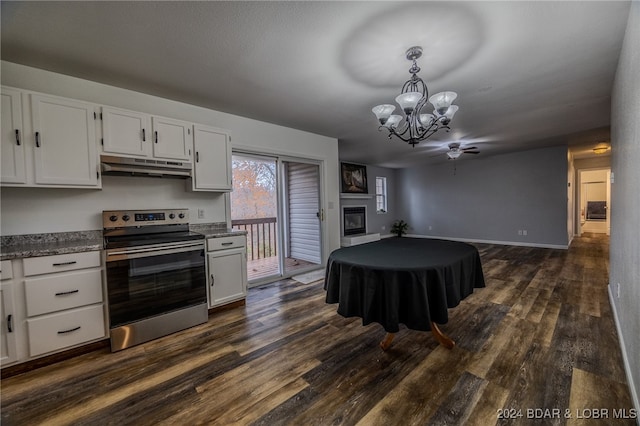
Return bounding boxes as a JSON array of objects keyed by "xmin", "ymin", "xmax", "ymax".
[
  {"xmin": 610, "ymin": 0, "xmax": 639, "ymax": 409},
  {"xmin": 396, "ymin": 145, "xmax": 569, "ymax": 248},
  {"xmin": 340, "ymin": 164, "xmax": 397, "ymax": 236}
]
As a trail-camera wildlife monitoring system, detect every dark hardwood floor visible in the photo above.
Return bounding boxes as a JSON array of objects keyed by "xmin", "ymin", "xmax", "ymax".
[{"xmin": 1, "ymin": 234, "xmax": 635, "ymax": 425}]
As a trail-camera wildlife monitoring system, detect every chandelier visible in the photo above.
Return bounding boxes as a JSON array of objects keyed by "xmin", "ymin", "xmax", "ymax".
[{"xmin": 372, "ymin": 46, "xmax": 459, "ymax": 147}]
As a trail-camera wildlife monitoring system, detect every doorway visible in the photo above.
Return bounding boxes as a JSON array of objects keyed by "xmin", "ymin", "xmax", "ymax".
[
  {"xmin": 577, "ymin": 168, "xmax": 611, "ymax": 236},
  {"xmin": 230, "ymin": 153, "xmax": 323, "ymax": 285}
]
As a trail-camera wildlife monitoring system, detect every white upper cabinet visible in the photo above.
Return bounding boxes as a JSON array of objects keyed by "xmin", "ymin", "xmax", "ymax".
[
  {"xmin": 100, "ymin": 107, "xmax": 192, "ymax": 162},
  {"xmin": 101, "ymin": 106, "xmax": 150, "ymax": 157},
  {"xmin": 1, "ymin": 87, "xmax": 26, "ymax": 184},
  {"xmin": 31, "ymin": 93, "xmax": 100, "ymax": 187},
  {"xmin": 191, "ymin": 124, "xmax": 232, "ymax": 191},
  {"xmin": 151, "ymin": 116, "xmax": 192, "ymax": 161}
]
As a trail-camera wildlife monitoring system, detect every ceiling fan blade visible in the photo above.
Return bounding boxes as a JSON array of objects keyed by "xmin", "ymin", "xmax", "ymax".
[
  {"xmin": 461, "ymin": 147, "xmax": 478, "ymax": 151},
  {"xmin": 464, "ymin": 151, "xmax": 480, "ymax": 154}
]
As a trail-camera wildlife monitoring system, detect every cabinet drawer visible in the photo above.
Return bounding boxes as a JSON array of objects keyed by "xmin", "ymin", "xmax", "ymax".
[
  {"xmin": 207, "ymin": 235, "xmax": 246, "ymax": 251},
  {"xmin": 27, "ymin": 304, "xmax": 105, "ymax": 357},
  {"xmin": 25, "ymin": 269, "xmax": 103, "ymax": 316},
  {"xmin": 23, "ymin": 251, "xmax": 101, "ymax": 276},
  {"xmin": 0, "ymin": 260, "xmax": 13, "ymax": 280}
]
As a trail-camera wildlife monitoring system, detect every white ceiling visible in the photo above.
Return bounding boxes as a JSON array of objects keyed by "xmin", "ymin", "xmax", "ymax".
[{"xmin": 1, "ymin": 1, "xmax": 630, "ymax": 168}]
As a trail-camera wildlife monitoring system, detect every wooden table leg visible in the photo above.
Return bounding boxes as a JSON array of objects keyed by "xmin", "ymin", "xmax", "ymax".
[
  {"xmin": 431, "ymin": 322, "xmax": 455, "ymax": 349},
  {"xmin": 380, "ymin": 332, "xmax": 395, "ymax": 351}
]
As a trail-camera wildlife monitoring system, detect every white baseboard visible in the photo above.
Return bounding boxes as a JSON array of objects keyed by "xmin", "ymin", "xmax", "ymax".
[
  {"xmin": 608, "ymin": 285, "xmax": 640, "ymax": 421},
  {"xmin": 405, "ymin": 234, "xmax": 569, "ymax": 250}
]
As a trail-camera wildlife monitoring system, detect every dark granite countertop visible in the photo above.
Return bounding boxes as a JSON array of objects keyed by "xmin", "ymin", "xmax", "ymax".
[
  {"xmin": 1, "ymin": 231, "xmax": 103, "ymax": 261},
  {"xmin": 189, "ymin": 224, "xmax": 247, "ymax": 239},
  {"xmin": 1, "ymin": 224, "xmax": 247, "ymax": 260}
]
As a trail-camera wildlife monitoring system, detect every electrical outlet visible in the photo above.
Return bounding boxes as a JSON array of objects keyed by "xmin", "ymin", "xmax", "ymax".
[
  {"xmin": 429, "ymin": 225, "xmax": 432, "ymax": 231},
  {"xmin": 381, "ymin": 225, "xmax": 386, "ymax": 231},
  {"xmin": 197, "ymin": 209, "xmax": 205, "ymax": 219},
  {"xmin": 523, "ymin": 230, "xmax": 528, "ymax": 236},
  {"xmin": 518, "ymin": 230, "xmax": 523, "ymax": 236}
]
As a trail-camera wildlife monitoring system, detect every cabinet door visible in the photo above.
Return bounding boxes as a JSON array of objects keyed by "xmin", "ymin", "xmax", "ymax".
[
  {"xmin": 101, "ymin": 106, "xmax": 150, "ymax": 157},
  {"xmin": 1, "ymin": 87, "xmax": 26, "ymax": 184},
  {"xmin": 208, "ymin": 249, "xmax": 247, "ymax": 308},
  {"xmin": 192, "ymin": 124, "xmax": 232, "ymax": 191},
  {"xmin": 31, "ymin": 94, "xmax": 99, "ymax": 186},
  {"xmin": 151, "ymin": 116, "xmax": 192, "ymax": 161},
  {"xmin": 1, "ymin": 282, "xmax": 18, "ymax": 366}
]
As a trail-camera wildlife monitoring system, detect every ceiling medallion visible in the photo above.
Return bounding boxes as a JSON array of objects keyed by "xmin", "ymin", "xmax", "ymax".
[{"xmin": 372, "ymin": 46, "xmax": 459, "ymax": 147}]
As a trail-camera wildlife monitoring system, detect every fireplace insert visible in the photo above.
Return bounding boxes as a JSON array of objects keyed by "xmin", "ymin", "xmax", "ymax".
[{"xmin": 343, "ymin": 206, "xmax": 367, "ymax": 236}]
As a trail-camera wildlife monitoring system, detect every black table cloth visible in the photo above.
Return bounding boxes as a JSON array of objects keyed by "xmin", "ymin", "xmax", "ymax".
[{"xmin": 324, "ymin": 237, "xmax": 485, "ymax": 333}]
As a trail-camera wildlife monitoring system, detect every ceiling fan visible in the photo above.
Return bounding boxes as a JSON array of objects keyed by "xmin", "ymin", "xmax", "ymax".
[{"xmin": 446, "ymin": 142, "xmax": 480, "ymax": 159}]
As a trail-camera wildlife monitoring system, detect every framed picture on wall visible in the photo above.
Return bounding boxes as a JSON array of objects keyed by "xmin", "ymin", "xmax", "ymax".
[{"xmin": 341, "ymin": 162, "xmax": 368, "ymax": 194}]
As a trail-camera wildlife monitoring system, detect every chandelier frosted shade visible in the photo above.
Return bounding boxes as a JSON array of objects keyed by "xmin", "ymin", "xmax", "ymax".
[
  {"xmin": 436, "ymin": 104, "xmax": 458, "ymax": 121},
  {"xmin": 395, "ymin": 92, "xmax": 422, "ymax": 113},
  {"xmin": 429, "ymin": 92, "xmax": 458, "ymax": 115},
  {"xmin": 372, "ymin": 104, "xmax": 396, "ymax": 124},
  {"xmin": 384, "ymin": 115, "xmax": 402, "ymax": 128},
  {"xmin": 373, "ymin": 46, "xmax": 459, "ymax": 147}
]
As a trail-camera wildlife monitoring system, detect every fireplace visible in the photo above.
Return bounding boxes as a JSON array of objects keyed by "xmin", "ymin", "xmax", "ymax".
[{"xmin": 342, "ymin": 206, "xmax": 367, "ymax": 236}]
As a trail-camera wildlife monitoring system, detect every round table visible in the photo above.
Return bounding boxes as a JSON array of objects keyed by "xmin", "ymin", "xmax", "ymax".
[{"xmin": 324, "ymin": 237, "xmax": 485, "ymax": 349}]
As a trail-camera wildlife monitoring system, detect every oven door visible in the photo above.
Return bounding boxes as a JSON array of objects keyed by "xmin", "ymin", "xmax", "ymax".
[{"xmin": 105, "ymin": 241, "xmax": 206, "ymax": 328}]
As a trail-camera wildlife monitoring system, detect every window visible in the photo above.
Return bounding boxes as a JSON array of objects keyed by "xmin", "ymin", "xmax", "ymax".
[{"xmin": 376, "ymin": 176, "xmax": 387, "ymax": 213}]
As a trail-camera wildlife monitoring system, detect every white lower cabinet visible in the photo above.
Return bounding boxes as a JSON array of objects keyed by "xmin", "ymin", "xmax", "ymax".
[
  {"xmin": 27, "ymin": 305, "xmax": 105, "ymax": 357},
  {"xmin": 1, "ymin": 265, "xmax": 19, "ymax": 366},
  {"xmin": 0, "ymin": 251, "xmax": 107, "ymax": 368},
  {"xmin": 207, "ymin": 236, "xmax": 247, "ymax": 308}
]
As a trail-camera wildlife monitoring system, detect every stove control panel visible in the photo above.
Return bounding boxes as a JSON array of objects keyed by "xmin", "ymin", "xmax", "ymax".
[{"xmin": 103, "ymin": 209, "xmax": 189, "ymax": 228}]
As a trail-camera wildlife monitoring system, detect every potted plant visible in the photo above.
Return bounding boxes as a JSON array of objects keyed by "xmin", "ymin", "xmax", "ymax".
[{"xmin": 391, "ymin": 220, "xmax": 409, "ymax": 237}]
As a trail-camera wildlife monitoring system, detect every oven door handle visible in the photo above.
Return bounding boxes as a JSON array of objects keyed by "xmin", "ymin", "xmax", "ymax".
[{"xmin": 106, "ymin": 241, "xmax": 204, "ymax": 261}]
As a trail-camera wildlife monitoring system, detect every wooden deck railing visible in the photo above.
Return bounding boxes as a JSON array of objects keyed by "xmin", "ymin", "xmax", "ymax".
[{"xmin": 231, "ymin": 217, "xmax": 277, "ymax": 261}]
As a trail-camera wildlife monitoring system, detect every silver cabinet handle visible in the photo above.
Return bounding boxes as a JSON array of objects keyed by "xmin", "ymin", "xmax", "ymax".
[
  {"xmin": 35, "ymin": 131, "xmax": 41, "ymax": 147},
  {"xmin": 7, "ymin": 314, "xmax": 13, "ymax": 333},
  {"xmin": 211, "ymin": 274, "xmax": 215, "ymax": 286},
  {"xmin": 221, "ymin": 242, "xmax": 233, "ymax": 246},
  {"xmin": 15, "ymin": 129, "xmax": 20, "ymax": 146}
]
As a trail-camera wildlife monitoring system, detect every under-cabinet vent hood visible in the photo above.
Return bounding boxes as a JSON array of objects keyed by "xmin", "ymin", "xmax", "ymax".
[{"xmin": 100, "ymin": 155, "xmax": 192, "ymax": 178}]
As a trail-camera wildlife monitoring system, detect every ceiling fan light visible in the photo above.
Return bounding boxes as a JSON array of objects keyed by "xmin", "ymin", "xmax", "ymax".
[
  {"xmin": 593, "ymin": 146, "xmax": 609, "ymax": 154},
  {"xmin": 383, "ymin": 115, "xmax": 403, "ymax": 129},
  {"xmin": 429, "ymin": 91, "xmax": 458, "ymax": 115},
  {"xmin": 395, "ymin": 92, "xmax": 422, "ymax": 114},
  {"xmin": 372, "ymin": 104, "xmax": 396, "ymax": 124},
  {"xmin": 447, "ymin": 150, "xmax": 462, "ymax": 160}
]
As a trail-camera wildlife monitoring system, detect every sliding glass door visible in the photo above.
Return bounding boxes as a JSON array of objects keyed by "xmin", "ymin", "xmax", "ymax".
[
  {"xmin": 231, "ymin": 153, "xmax": 323, "ymax": 285},
  {"xmin": 281, "ymin": 160, "xmax": 322, "ymax": 277}
]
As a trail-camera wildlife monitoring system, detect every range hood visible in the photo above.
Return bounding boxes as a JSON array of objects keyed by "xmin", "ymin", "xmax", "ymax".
[{"xmin": 100, "ymin": 155, "xmax": 192, "ymax": 178}]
